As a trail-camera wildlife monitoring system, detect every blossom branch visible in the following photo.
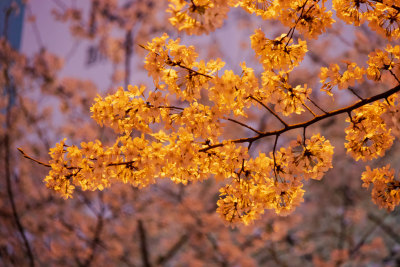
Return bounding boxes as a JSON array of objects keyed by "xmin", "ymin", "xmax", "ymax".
[{"xmin": 200, "ymin": 84, "xmax": 400, "ymax": 152}]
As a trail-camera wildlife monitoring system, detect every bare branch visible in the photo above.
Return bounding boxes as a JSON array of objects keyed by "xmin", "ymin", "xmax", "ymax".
[
  {"xmin": 80, "ymin": 207, "xmax": 104, "ymax": 267},
  {"xmin": 348, "ymin": 87, "xmax": 364, "ymax": 100},
  {"xmin": 302, "ymin": 103, "xmax": 316, "ymax": 117},
  {"xmin": 138, "ymin": 219, "xmax": 152, "ymax": 267},
  {"xmin": 18, "ymin": 148, "xmax": 51, "ymax": 167},
  {"xmin": 4, "ymin": 59, "xmax": 35, "ymax": 267},
  {"xmin": 368, "ymin": 213, "xmax": 400, "ymax": 244},
  {"xmin": 307, "ymin": 96, "xmax": 328, "ymax": 114},
  {"xmin": 156, "ymin": 234, "xmax": 188, "ymax": 265}
]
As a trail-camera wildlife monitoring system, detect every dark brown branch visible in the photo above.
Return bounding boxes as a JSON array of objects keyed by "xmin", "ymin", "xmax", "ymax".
[
  {"xmin": 272, "ymin": 134, "xmax": 280, "ymax": 182},
  {"xmin": 302, "ymin": 103, "xmax": 316, "ymax": 116},
  {"xmin": 206, "ymin": 233, "xmax": 229, "ymax": 267},
  {"xmin": 138, "ymin": 219, "xmax": 152, "ymax": 267},
  {"xmin": 348, "ymin": 87, "xmax": 364, "ymax": 100},
  {"xmin": 18, "ymin": 147, "xmax": 138, "ymax": 170},
  {"xmin": 389, "ymin": 70, "xmax": 400, "ymax": 84},
  {"xmin": 260, "ymin": 243, "xmax": 289, "ymax": 267},
  {"xmin": 307, "ymin": 96, "xmax": 328, "ymax": 114},
  {"xmin": 107, "ymin": 160, "xmax": 136, "ymax": 167},
  {"xmin": 284, "ymin": 0, "xmax": 311, "ymax": 46},
  {"xmin": 368, "ymin": 213, "xmax": 400, "ymax": 244},
  {"xmin": 156, "ymin": 234, "xmax": 188, "ymax": 265},
  {"xmin": 80, "ymin": 208, "xmax": 104, "ymax": 267},
  {"xmin": 200, "ymin": 84, "xmax": 400, "ymax": 152},
  {"xmin": 4, "ymin": 58, "xmax": 35, "ymax": 267},
  {"xmin": 18, "ymin": 148, "xmax": 51, "ymax": 167},
  {"xmin": 124, "ymin": 29, "xmax": 133, "ymax": 89},
  {"xmin": 144, "ymin": 104, "xmax": 184, "ymax": 110},
  {"xmin": 349, "ymin": 213, "xmax": 390, "ymax": 257},
  {"xmin": 226, "ymin": 118, "xmax": 263, "ymax": 134},
  {"xmin": 167, "ymin": 56, "xmax": 213, "ymax": 79},
  {"xmin": 249, "ymin": 96, "xmax": 289, "ymax": 128}
]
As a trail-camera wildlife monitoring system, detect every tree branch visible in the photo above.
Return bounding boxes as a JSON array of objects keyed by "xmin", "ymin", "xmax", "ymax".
[
  {"xmin": 17, "ymin": 148, "xmax": 51, "ymax": 167},
  {"xmin": 200, "ymin": 84, "xmax": 400, "ymax": 152},
  {"xmin": 368, "ymin": 213, "xmax": 400, "ymax": 244},
  {"xmin": 348, "ymin": 87, "xmax": 364, "ymax": 100},
  {"xmin": 124, "ymin": 28, "xmax": 133, "ymax": 89},
  {"xmin": 3, "ymin": 52, "xmax": 35, "ymax": 267},
  {"xmin": 138, "ymin": 219, "xmax": 152, "ymax": 267},
  {"xmin": 156, "ymin": 234, "xmax": 188, "ymax": 265},
  {"xmin": 80, "ymin": 208, "xmax": 104, "ymax": 267}
]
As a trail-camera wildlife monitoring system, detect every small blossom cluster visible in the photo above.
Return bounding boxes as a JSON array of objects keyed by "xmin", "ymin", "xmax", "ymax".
[
  {"xmin": 319, "ymin": 44, "xmax": 400, "ymax": 96},
  {"xmin": 366, "ymin": 44, "xmax": 400, "ymax": 81},
  {"xmin": 217, "ymin": 134, "xmax": 334, "ymax": 224},
  {"xmin": 345, "ymin": 102, "xmax": 394, "ymax": 161},
  {"xmin": 382, "ymin": 93, "xmax": 400, "ymax": 138},
  {"xmin": 167, "ymin": 0, "xmax": 233, "ymax": 35},
  {"xmin": 333, "ymin": 0, "xmax": 400, "ymax": 40},
  {"xmin": 361, "ymin": 165, "xmax": 400, "ymax": 212},
  {"xmin": 320, "ymin": 62, "xmax": 365, "ymax": 96},
  {"xmin": 259, "ymin": 71, "xmax": 311, "ymax": 116},
  {"xmin": 251, "ymin": 29, "xmax": 308, "ymax": 71},
  {"xmin": 143, "ymin": 33, "xmax": 223, "ymax": 102},
  {"xmin": 238, "ymin": 0, "xmax": 334, "ymax": 39}
]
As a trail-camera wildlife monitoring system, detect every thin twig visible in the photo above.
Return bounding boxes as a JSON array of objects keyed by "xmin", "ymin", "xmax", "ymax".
[
  {"xmin": 368, "ymin": 213, "xmax": 400, "ymax": 244},
  {"xmin": 17, "ymin": 148, "xmax": 51, "ymax": 167},
  {"xmin": 249, "ymin": 96, "xmax": 289, "ymax": 128},
  {"xmin": 156, "ymin": 234, "xmax": 188, "ymax": 265},
  {"xmin": 349, "ymin": 213, "xmax": 389, "ymax": 257},
  {"xmin": 348, "ymin": 87, "xmax": 364, "ymax": 100},
  {"xmin": 124, "ymin": 29, "xmax": 133, "ymax": 89},
  {"xmin": 26, "ymin": 4, "xmax": 44, "ymax": 48},
  {"xmin": 226, "ymin": 118, "xmax": 263, "ymax": 134},
  {"xmin": 272, "ymin": 134, "xmax": 280, "ymax": 182},
  {"xmin": 302, "ymin": 103, "xmax": 316, "ymax": 117},
  {"xmin": 307, "ymin": 96, "xmax": 328, "ymax": 114},
  {"xmin": 389, "ymin": 69, "xmax": 400, "ymax": 84}
]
